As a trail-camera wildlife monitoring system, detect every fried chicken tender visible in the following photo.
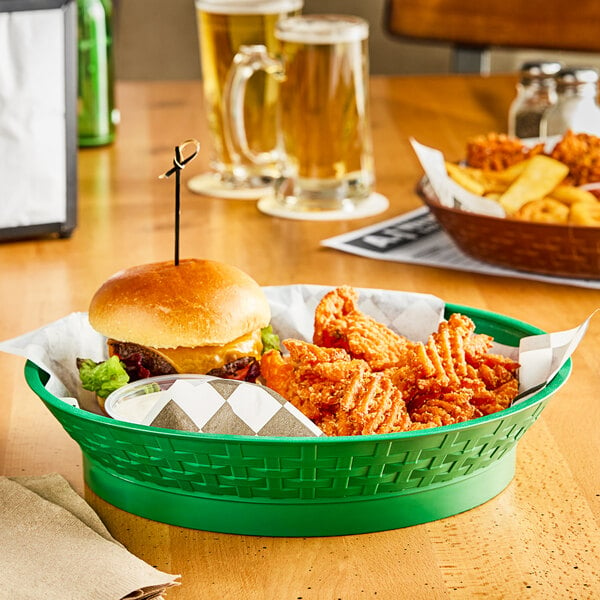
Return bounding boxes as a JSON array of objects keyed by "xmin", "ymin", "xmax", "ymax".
[
  {"xmin": 262, "ymin": 339, "xmax": 411, "ymax": 435},
  {"xmin": 313, "ymin": 286, "xmax": 414, "ymax": 370},
  {"xmin": 410, "ymin": 391, "xmax": 481, "ymax": 428},
  {"xmin": 261, "ymin": 287, "xmax": 520, "ymax": 436},
  {"xmin": 261, "ymin": 342, "xmax": 356, "ymax": 421},
  {"xmin": 466, "ymin": 132, "xmax": 544, "ymax": 171},
  {"xmin": 549, "ymin": 130, "xmax": 600, "ymax": 186}
]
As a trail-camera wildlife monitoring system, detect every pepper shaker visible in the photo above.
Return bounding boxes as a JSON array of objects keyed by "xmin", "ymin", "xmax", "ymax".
[{"xmin": 508, "ymin": 61, "xmax": 562, "ymax": 139}]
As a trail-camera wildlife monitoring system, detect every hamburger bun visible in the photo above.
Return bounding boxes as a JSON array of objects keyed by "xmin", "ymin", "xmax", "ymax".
[{"xmin": 89, "ymin": 259, "xmax": 270, "ymax": 348}]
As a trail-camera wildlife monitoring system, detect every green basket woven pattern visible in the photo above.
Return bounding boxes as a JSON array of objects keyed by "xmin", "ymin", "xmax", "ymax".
[
  {"xmin": 39, "ymin": 382, "xmax": 551, "ymax": 501},
  {"xmin": 26, "ymin": 303, "xmax": 569, "ymax": 503}
]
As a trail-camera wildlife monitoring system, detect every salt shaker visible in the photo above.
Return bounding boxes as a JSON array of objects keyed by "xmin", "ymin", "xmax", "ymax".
[
  {"xmin": 540, "ymin": 67, "xmax": 600, "ymax": 138},
  {"xmin": 508, "ymin": 61, "xmax": 562, "ymax": 139}
]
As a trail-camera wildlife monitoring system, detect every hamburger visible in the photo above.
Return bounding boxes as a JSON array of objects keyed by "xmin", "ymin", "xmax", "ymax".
[{"xmin": 78, "ymin": 259, "xmax": 277, "ymax": 403}]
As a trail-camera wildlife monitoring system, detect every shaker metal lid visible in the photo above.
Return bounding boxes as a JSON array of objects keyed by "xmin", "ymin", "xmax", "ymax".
[
  {"xmin": 556, "ymin": 67, "xmax": 599, "ymax": 85},
  {"xmin": 519, "ymin": 61, "xmax": 563, "ymax": 78}
]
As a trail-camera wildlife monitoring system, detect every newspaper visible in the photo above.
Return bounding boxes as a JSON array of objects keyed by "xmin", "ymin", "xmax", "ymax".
[{"xmin": 321, "ymin": 207, "xmax": 600, "ymax": 290}]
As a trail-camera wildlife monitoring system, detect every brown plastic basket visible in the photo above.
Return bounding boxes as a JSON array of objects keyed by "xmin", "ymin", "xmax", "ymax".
[{"xmin": 417, "ymin": 177, "xmax": 600, "ymax": 280}]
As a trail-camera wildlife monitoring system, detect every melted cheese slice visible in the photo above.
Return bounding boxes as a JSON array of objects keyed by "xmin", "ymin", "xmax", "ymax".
[{"xmin": 153, "ymin": 329, "xmax": 263, "ymax": 373}]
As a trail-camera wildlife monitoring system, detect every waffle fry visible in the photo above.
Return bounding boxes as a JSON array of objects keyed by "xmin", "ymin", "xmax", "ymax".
[{"xmin": 261, "ymin": 287, "xmax": 520, "ymax": 436}]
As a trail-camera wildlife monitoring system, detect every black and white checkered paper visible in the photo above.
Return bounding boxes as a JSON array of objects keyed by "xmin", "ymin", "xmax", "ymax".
[
  {"xmin": 135, "ymin": 378, "xmax": 324, "ymax": 437},
  {"xmin": 513, "ymin": 309, "xmax": 597, "ymax": 404}
]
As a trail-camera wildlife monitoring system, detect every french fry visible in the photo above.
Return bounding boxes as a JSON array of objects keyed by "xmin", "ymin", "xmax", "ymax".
[
  {"xmin": 481, "ymin": 181, "xmax": 510, "ymax": 195},
  {"xmin": 483, "ymin": 159, "xmax": 530, "ymax": 185},
  {"xmin": 549, "ymin": 184, "xmax": 598, "ymax": 206},
  {"xmin": 445, "ymin": 162, "xmax": 486, "ymax": 195},
  {"xmin": 498, "ymin": 155, "xmax": 569, "ymax": 215}
]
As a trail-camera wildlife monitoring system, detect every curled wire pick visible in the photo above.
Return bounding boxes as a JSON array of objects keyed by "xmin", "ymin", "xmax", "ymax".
[
  {"xmin": 159, "ymin": 139, "xmax": 200, "ymax": 266},
  {"xmin": 159, "ymin": 138, "xmax": 201, "ymax": 179}
]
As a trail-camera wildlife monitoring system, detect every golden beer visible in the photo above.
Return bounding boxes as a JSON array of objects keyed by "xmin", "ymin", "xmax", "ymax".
[
  {"xmin": 195, "ymin": 1, "xmax": 302, "ymax": 185},
  {"xmin": 277, "ymin": 16, "xmax": 374, "ymax": 203}
]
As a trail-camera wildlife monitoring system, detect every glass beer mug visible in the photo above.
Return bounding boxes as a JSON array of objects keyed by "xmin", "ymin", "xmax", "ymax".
[
  {"xmin": 225, "ymin": 15, "xmax": 385, "ymax": 217},
  {"xmin": 189, "ymin": 0, "xmax": 303, "ymax": 199}
]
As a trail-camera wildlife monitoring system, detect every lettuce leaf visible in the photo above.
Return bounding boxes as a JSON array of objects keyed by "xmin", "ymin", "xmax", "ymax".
[
  {"xmin": 261, "ymin": 325, "xmax": 281, "ymax": 353},
  {"xmin": 78, "ymin": 356, "xmax": 129, "ymax": 399}
]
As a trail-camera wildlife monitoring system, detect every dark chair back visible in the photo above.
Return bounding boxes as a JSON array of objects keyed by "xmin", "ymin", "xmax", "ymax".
[{"xmin": 385, "ymin": 0, "xmax": 600, "ymax": 72}]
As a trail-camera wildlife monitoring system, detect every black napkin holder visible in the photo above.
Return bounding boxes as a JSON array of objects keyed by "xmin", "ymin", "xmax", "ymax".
[{"xmin": 0, "ymin": 0, "xmax": 77, "ymax": 241}]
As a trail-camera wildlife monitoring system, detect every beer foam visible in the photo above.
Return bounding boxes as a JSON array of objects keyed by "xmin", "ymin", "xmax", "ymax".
[
  {"xmin": 196, "ymin": 0, "xmax": 303, "ymax": 14},
  {"xmin": 276, "ymin": 15, "xmax": 369, "ymax": 44}
]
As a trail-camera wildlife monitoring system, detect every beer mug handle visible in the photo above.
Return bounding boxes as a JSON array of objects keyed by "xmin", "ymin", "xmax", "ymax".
[{"xmin": 223, "ymin": 45, "xmax": 284, "ymax": 167}]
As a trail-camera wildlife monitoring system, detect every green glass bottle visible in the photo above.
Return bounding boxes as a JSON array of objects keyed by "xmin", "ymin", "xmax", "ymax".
[{"xmin": 77, "ymin": 0, "xmax": 117, "ymax": 146}]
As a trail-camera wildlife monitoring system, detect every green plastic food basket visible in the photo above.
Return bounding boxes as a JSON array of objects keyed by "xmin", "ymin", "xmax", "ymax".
[{"xmin": 24, "ymin": 303, "xmax": 571, "ymax": 536}]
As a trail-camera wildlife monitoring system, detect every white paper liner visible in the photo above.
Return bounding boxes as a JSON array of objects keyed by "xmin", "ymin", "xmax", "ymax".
[
  {"xmin": 410, "ymin": 138, "xmax": 506, "ymax": 216},
  {"xmin": 0, "ymin": 286, "xmax": 592, "ymax": 434}
]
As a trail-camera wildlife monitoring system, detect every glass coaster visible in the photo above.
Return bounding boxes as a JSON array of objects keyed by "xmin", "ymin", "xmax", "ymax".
[
  {"xmin": 187, "ymin": 172, "xmax": 274, "ymax": 200},
  {"xmin": 257, "ymin": 192, "xmax": 389, "ymax": 221}
]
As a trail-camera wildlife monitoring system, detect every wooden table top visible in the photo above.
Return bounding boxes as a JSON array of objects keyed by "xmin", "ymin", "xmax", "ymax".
[{"xmin": 1, "ymin": 74, "xmax": 599, "ymax": 599}]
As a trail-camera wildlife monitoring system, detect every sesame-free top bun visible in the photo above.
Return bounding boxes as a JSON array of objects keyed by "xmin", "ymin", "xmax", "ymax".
[{"xmin": 88, "ymin": 259, "xmax": 271, "ymax": 348}]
